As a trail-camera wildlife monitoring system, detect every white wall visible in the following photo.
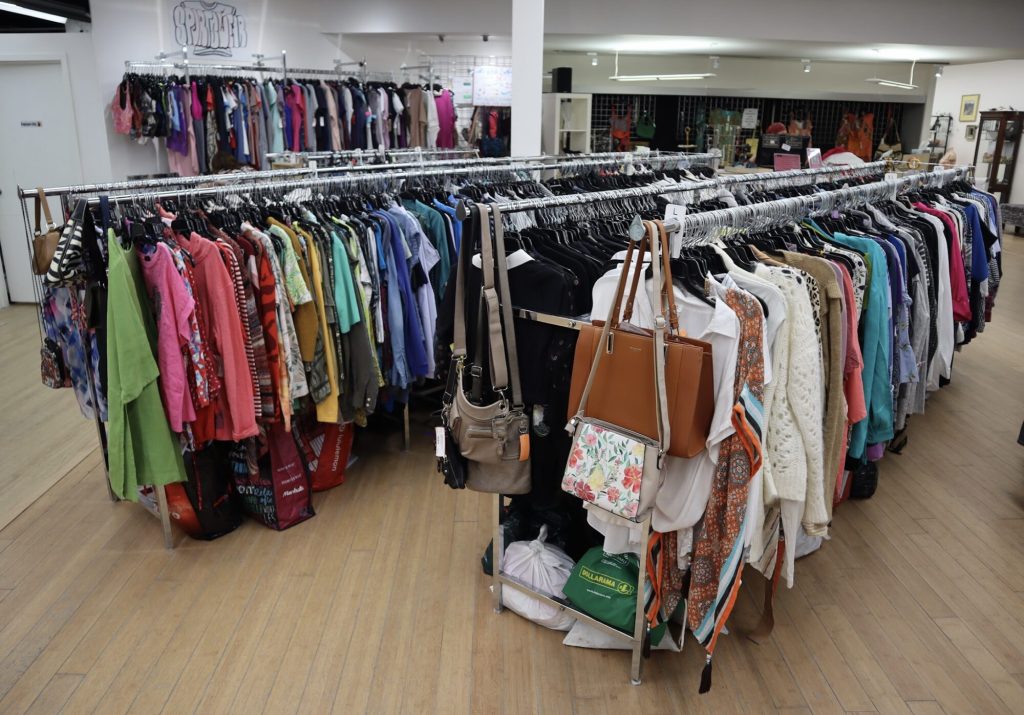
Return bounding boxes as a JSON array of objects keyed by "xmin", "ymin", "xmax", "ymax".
[
  {"xmin": 931, "ymin": 59, "xmax": 1024, "ymax": 203},
  {"xmin": 89, "ymin": 0, "xmax": 353, "ymax": 179},
  {"xmin": 321, "ymin": 0, "xmax": 1024, "ymax": 49},
  {"xmin": 0, "ymin": 33, "xmax": 112, "ymax": 184},
  {"xmin": 339, "ymin": 35, "xmax": 512, "ymax": 77},
  {"xmin": 546, "ymin": 53, "xmax": 934, "ymax": 103}
]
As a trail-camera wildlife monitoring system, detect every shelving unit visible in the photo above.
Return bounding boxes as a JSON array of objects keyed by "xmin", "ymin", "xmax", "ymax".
[
  {"xmin": 973, "ymin": 110, "xmax": 1023, "ymax": 203},
  {"xmin": 542, "ymin": 93, "xmax": 593, "ymax": 154}
]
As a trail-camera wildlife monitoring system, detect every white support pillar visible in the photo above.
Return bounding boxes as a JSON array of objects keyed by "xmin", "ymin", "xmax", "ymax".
[{"xmin": 511, "ymin": 0, "xmax": 544, "ymax": 157}]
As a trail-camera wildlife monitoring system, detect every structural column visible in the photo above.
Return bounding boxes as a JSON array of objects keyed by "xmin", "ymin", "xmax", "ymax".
[{"xmin": 511, "ymin": 0, "xmax": 544, "ymax": 157}]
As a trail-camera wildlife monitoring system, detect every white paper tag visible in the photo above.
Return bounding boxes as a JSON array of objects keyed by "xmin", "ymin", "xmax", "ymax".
[
  {"xmin": 932, "ymin": 164, "xmax": 943, "ymax": 172},
  {"xmin": 885, "ymin": 172, "xmax": 898, "ymax": 182},
  {"xmin": 664, "ymin": 203, "xmax": 687, "ymax": 258},
  {"xmin": 319, "ymin": 117, "xmax": 326, "ymax": 127},
  {"xmin": 781, "ymin": 143, "xmax": 791, "ymax": 152},
  {"xmin": 435, "ymin": 426, "xmax": 445, "ymax": 458},
  {"xmin": 532, "ymin": 405, "xmax": 544, "ymax": 427}
]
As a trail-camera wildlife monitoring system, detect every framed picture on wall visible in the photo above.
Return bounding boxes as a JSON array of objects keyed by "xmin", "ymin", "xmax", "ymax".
[
  {"xmin": 960, "ymin": 94, "xmax": 980, "ymax": 122},
  {"xmin": 965, "ymin": 124, "xmax": 978, "ymax": 141}
]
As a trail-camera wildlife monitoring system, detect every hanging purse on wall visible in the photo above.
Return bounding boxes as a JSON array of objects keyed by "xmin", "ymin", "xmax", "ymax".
[
  {"xmin": 31, "ymin": 188, "xmax": 62, "ymax": 276},
  {"xmin": 567, "ymin": 220, "xmax": 714, "ymax": 458},
  {"xmin": 441, "ymin": 203, "xmax": 531, "ymax": 495},
  {"xmin": 561, "ymin": 219, "xmax": 671, "ymax": 520}
]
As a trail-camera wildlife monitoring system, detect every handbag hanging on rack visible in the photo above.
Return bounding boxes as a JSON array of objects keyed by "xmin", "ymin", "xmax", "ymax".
[
  {"xmin": 440, "ymin": 203, "xmax": 531, "ymax": 494},
  {"xmin": 567, "ymin": 219, "xmax": 714, "ymax": 458},
  {"xmin": 31, "ymin": 187, "xmax": 62, "ymax": 276},
  {"xmin": 561, "ymin": 218, "xmax": 671, "ymax": 520}
]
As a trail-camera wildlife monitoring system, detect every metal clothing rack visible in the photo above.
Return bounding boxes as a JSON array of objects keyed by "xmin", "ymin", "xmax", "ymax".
[
  {"xmin": 125, "ymin": 49, "xmax": 367, "ymax": 84},
  {"xmin": 267, "ymin": 147, "xmax": 481, "ymax": 165},
  {"xmin": 484, "ymin": 163, "xmax": 970, "ymax": 685},
  {"xmin": 15, "ymin": 159, "xmax": 552, "ymax": 548}
]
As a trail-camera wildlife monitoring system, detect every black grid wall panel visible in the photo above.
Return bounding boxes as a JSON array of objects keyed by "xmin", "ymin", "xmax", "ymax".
[
  {"xmin": 591, "ymin": 94, "xmax": 657, "ymax": 150},
  {"xmin": 591, "ymin": 93, "xmax": 904, "ymax": 155}
]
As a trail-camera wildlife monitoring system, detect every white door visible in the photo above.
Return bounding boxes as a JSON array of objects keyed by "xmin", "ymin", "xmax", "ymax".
[{"xmin": 0, "ymin": 60, "xmax": 84, "ymax": 304}]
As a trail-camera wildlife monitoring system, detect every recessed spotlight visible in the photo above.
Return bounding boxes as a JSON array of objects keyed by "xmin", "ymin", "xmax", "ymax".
[
  {"xmin": 935, "ymin": 65, "xmax": 944, "ymax": 78},
  {"xmin": 710, "ymin": 55, "xmax": 720, "ymax": 70},
  {"xmin": 802, "ymin": 59, "xmax": 811, "ymax": 73},
  {"xmin": 587, "ymin": 51, "xmax": 598, "ymax": 66}
]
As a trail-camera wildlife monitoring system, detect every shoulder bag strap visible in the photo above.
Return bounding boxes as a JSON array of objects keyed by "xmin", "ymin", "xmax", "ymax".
[
  {"xmin": 654, "ymin": 220, "xmax": 684, "ymax": 336},
  {"xmin": 620, "ymin": 231, "xmax": 648, "ymax": 325},
  {"xmin": 646, "ymin": 221, "xmax": 670, "ymax": 454},
  {"xmin": 491, "ymin": 205, "xmax": 526, "ymax": 410},
  {"xmin": 452, "ymin": 204, "xmax": 474, "ymax": 359},
  {"xmin": 34, "ymin": 187, "xmax": 55, "ymax": 234},
  {"xmin": 478, "ymin": 204, "xmax": 512, "ymax": 395}
]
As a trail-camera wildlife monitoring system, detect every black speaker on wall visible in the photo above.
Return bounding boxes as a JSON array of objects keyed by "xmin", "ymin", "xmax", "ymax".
[{"xmin": 552, "ymin": 67, "xmax": 572, "ymax": 93}]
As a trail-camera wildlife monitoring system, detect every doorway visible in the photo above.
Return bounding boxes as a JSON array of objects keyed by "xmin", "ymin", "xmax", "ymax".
[{"xmin": 0, "ymin": 59, "xmax": 84, "ymax": 304}]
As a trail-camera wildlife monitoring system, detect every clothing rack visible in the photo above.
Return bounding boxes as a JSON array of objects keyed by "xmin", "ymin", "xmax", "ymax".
[
  {"xmin": 484, "ymin": 163, "xmax": 971, "ymax": 685},
  {"xmin": 18, "ymin": 159, "xmax": 889, "ymax": 551},
  {"xmin": 273, "ymin": 148, "xmax": 713, "ymax": 166},
  {"xmin": 23, "ymin": 152, "xmax": 710, "ymax": 203},
  {"xmin": 267, "ymin": 147, "xmax": 481, "ymax": 165},
  {"xmin": 124, "ymin": 49, "xmax": 368, "ymax": 83},
  {"xmin": 456, "ymin": 160, "xmax": 887, "ymax": 220}
]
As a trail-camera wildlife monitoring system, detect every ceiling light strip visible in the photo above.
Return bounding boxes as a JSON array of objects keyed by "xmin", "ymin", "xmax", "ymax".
[{"xmin": 0, "ymin": 1, "xmax": 67, "ymax": 23}]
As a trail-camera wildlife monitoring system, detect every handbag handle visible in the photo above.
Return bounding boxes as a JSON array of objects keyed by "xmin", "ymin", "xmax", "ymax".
[
  {"xmin": 619, "ymin": 231, "xmax": 647, "ymax": 326},
  {"xmin": 653, "ymin": 220, "xmax": 684, "ymax": 336},
  {"xmin": 619, "ymin": 221, "xmax": 685, "ymax": 337},
  {"xmin": 572, "ymin": 220, "xmax": 670, "ymax": 455},
  {"xmin": 34, "ymin": 187, "xmax": 55, "ymax": 235}
]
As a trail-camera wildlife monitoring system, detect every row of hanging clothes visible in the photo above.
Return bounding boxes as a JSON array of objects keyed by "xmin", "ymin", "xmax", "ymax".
[
  {"xmin": 112, "ymin": 70, "xmax": 461, "ymax": 176},
  {"xmin": 436, "ymin": 167, "xmax": 1003, "ymax": 685},
  {"xmin": 39, "ymin": 158, "xmax": 693, "ymax": 537}
]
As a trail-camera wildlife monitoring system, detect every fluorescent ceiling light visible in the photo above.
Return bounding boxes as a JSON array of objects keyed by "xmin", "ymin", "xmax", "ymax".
[
  {"xmin": 865, "ymin": 59, "xmax": 918, "ymax": 90},
  {"xmin": 866, "ymin": 79, "xmax": 919, "ymax": 89},
  {"xmin": 610, "ymin": 73, "xmax": 716, "ymax": 81},
  {"xmin": 0, "ymin": 1, "xmax": 66, "ymax": 23}
]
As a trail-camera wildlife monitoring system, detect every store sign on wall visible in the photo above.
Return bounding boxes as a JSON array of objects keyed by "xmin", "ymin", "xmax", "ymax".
[{"xmin": 172, "ymin": 1, "xmax": 248, "ymax": 57}]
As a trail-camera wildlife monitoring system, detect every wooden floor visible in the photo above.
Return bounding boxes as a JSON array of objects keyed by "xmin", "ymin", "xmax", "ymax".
[
  {"xmin": 0, "ymin": 239, "xmax": 1022, "ymax": 715},
  {"xmin": 0, "ymin": 305, "xmax": 100, "ymax": 531}
]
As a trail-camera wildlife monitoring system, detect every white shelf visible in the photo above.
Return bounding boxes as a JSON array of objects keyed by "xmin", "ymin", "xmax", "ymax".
[{"xmin": 543, "ymin": 92, "xmax": 592, "ymax": 154}]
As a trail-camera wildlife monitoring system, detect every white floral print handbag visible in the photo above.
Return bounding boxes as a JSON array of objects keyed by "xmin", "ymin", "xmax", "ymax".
[{"xmin": 561, "ymin": 219, "xmax": 670, "ymax": 520}]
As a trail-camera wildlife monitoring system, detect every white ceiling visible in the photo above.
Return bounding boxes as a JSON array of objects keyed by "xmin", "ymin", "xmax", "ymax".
[
  {"xmin": 343, "ymin": 33, "xmax": 1024, "ymax": 66},
  {"xmin": 544, "ymin": 34, "xmax": 1024, "ymax": 65}
]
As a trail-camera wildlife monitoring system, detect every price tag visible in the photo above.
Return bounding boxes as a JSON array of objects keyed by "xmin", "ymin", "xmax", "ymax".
[
  {"xmin": 932, "ymin": 164, "xmax": 944, "ymax": 172},
  {"xmin": 884, "ymin": 172, "xmax": 898, "ymax": 182},
  {"xmin": 664, "ymin": 204, "xmax": 687, "ymax": 257},
  {"xmin": 435, "ymin": 426, "xmax": 445, "ymax": 458},
  {"xmin": 781, "ymin": 143, "xmax": 791, "ymax": 152}
]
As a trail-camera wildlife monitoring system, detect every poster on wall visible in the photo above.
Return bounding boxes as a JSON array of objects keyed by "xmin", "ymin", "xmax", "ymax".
[
  {"xmin": 171, "ymin": 0, "xmax": 248, "ymax": 57},
  {"xmin": 741, "ymin": 108, "xmax": 759, "ymax": 130},
  {"xmin": 452, "ymin": 75, "xmax": 474, "ymax": 105},
  {"xmin": 472, "ymin": 66, "xmax": 513, "ymax": 107}
]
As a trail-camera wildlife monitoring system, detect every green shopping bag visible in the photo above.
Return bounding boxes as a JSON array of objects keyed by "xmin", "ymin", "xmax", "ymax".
[{"xmin": 562, "ymin": 547, "xmax": 668, "ymax": 643}]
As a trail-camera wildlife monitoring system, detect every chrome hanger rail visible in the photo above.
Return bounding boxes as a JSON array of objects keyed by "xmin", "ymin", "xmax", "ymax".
[
  {"xmin": 459, "ymin": 160, "xmax": 888, "ymax": 219},
  {"xmin": 124, "ymin": 49, "xmax": 367, "ymax": 83},
  {"xmin": 19, "ymin": 152, "xmax": 715, "ymax": 201},
  {"xmin": 70, "ymin": 162, "xmax": 545, "ymax": 206}
]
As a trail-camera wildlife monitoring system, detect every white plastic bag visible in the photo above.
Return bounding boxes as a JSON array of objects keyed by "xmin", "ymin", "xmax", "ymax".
[{"xmin": 502, "ymin": 525, "xmax": 577, "ymax": 631}]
